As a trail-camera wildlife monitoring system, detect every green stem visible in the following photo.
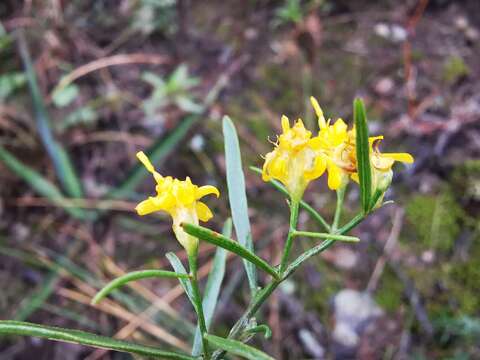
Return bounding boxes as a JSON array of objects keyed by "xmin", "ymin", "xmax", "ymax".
[
  {"xmin": 187, "ymin": 251, "xmax": 210, "ymax": 359},
  {"xmin": 279, "ymin": 200, "xmax": 299, "ymax": 274},
  {"xmin": 332, "ymin": 186, "xmax": 346, "ymax": 233},
  {"xmin": 335, "ymin": 213, "xmax": 365, "ymax": 235},
  {"xmin": 211, "ymin": 280, "xmax": 281, "ymax": 360},
  {"xmin": 249, "ymin": 167, "xmax": 330, "ymax": 232},
  {"xmin": 292, "ymin": 231, "xmax": 359, "ymax": 242}
]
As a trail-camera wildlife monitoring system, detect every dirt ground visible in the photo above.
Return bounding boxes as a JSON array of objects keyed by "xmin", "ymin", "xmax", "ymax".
[{"xmin": 0, "ymin": 0, "xmax": 479, "ymax": 359}]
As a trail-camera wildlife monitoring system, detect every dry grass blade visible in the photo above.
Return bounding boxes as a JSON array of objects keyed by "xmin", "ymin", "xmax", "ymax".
[
  {"xmin": 58, "ymin": 286, "xmax": 190, "ymax": 351},
  {"xmin": 50, "ymin": 53, "xmax": 170, "ymax": 99}
]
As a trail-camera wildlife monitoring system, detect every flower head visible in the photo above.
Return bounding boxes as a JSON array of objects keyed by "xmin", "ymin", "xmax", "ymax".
[
  {"xmin": 135, "ymin": 151, "xmax": 219, "ymax": 255},
  {"xmin": 310, "ymin": 97, "xmax": 414, "ymax": 193},
  {"xmin": 310, "ymin": 97, "xmax": 355, "ymax": 190},
  {"xmin": 262, "ymin": 115, "xmax": 326, "ymax": 201}
]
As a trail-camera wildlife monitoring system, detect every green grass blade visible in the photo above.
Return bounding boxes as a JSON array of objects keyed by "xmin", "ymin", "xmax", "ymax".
[
  {"xmin": 204, "ymin": 334, "xmax": 274, "ymax": 360},
  {"xmin": 17, "ymin": 32, "xmax": 83, "ymax": 198},
  {"xmin": 249, "ymin": 166, "xmax": 331, "ymax": 232},
  {"xmin": 92, "ymin": 270, "xmax": 191, "ymax": 305},
  {"xmin": 222, "ymin": 116, "xmax": 257, "ymax": 294},
  {"xmin": 0, "ymin": 321, "xmax": 195, "ymax": 359},
  {"xmin": 108, "ymin": 116, "xmax": 197, "ymax": 199},
  {"xmin": 192, "ymin": 219, "xmax": 232, "ymax": 356},
  {"xmin": 354, "ymin": 98, "xmax": 372, "ymax": 214},
  {"xmin": 182, "ymin": 223, "xmax": 279, "ymax": 280},
  {"xmin": 244, "ymin": 324, "xmax": 272, "ymax": 339},
  {"xmin": 166, "ymin": 252, "xmax": 195, "ymax": 305},
  {"xmin": 14, "ymin": 271, "xmax": 59, "ymax": 321},
  {"xmin": 0, "ymin": 145, "xmax": 89, "ymax": 220}
]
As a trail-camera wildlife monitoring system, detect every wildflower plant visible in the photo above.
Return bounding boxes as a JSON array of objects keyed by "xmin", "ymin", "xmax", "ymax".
[{"xmin": 0, "ymin": 98, "xmax": 413, "ymax": 359}]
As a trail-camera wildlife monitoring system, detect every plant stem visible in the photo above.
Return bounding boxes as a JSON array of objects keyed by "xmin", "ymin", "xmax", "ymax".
[
  {"xmin": 211, "ymin": 280, "xmax": 281, "ymax": 360},
  {"xmin": 187, "ymin": 251, "xmax": 210, "ymax": 359},
  {"xmin": 335, "ymin": 213, "xmax": 365, "ymax": 235},
  {"xmin": 292, "ymin": 231, "xmax": 359, "ymax": 242},
  {"xmin": 279, "ymin": 200, "xmax": 299, "ymax": 274},
  {"xmin": 332, "ymin": 186, "xmax": 346, "ymax": 233}
]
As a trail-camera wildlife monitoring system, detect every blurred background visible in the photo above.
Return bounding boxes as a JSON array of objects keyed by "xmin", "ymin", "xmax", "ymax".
[{"xmin": 1, "ymin": 0, "xmax": 479, "ymax": 359}]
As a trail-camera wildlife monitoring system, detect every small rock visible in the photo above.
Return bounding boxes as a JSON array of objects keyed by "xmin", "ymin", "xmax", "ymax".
[
  {"xmin": 331, "ymin": 247, "xmax": 358, "ymax": 270},
  {"xmin": 332, "ymin": 289, "xmax": 383, "ymax": 348},
  {"xmin": 465, "ymin": 27, "xmax": 479, "ymax": 42},
  {"xmin": 390, "ymin": 25, "xmax": 407, "ymax": 42},
  {"xmin": 189, "ymin": 134, "xmax": 205, "ymax": 152},
  {"xmin": 374, "ymin": 23, "xmax": 406, "ymax": 43},
  {"xmin": 454, "ymin": 16, "xmax": 469, "ymax": 31},
  {"xmin": 374, "ymin": 23, "xmax": 390, "ymax": 39},
  {"xmin": 374, "ymin": 77, "xmax": 395, "ymax": 96},
  {"xmin": 299, "ymin": 329, "xmax": 325, "ymax": 359}
]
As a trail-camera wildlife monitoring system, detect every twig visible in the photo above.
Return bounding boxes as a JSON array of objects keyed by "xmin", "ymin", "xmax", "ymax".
[
  {"xmin": 366, "ymin": 208, "xmax": 404, "ymax": 293},
  {"xmin": 49, "ymin": 53, "xmax": 170, "ymax": 99}
]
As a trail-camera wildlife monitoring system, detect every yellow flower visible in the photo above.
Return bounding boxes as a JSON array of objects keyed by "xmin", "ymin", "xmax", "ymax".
[
  {"xmin": 310, "ymin": 97, "xmax": 414, "ymax": 192},
  {"xmin": 262, "ymin": 115, "xmax": 326, "ymax": 201},
  {"xmin": 310, "ymin": 97, "xmax": 355, "ymax": 190},
  {"xmin": 353, "ymin": 137, "xmax": 414, "ymax": 202},
  {"xmin": 135, "ymin": 151, "xmax": 219, "ymax": 255}
]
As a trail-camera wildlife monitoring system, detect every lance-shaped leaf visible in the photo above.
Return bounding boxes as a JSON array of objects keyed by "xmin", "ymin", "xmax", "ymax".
[
  {"xmin": 17, "ymin": 32, "xmax": 83, "ymax": 199},
  {"xmin": 0, "ymin": 321, "xmax": 195, "ymax": 359},
  {"xmin": 245, "ymin": 324, "xmax": 272, "ymax": 339},
  {"xmin": 166, "ymin": 252, "xmax": 195, "ymax": 305},
  {"xmin": 223, "ymin": 116, "xmax": 257, "ymax": 294},
  {"xmin": 354, "ymin": 98, "xmax": 372, "ymax": 214},
  {"xmin": 108, "ymin": 115, "xmax": 197, "ymax": 200},
  {"xmin": 92, "ymin": 270, "xmax": 190, "ymax": 305},
  {"xmin": 204, "ymin": 334, "xmax": 274, "ymax": 360},
  {"xmin": 192, "ymin": 219, "xmax": 231, "ymax": 356},
  {"xmin": 0, "ymin": 146, "xmax": 89, "ymax": 220},
  {"xmin": 182, "ymin": 223, "xmax": 279, "ymax": 280}
]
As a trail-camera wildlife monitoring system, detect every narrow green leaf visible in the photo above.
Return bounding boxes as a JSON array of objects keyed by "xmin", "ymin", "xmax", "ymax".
[
  {"xmin": 249, "ymin": 166, "xmax": 331, "ymax": 232},
  {"xmin": 292, "ymin": 231, "xmax": 359, "ymax": 242},
  {"xmin": 0, "ymin": 321, "xmax": 195, "ymax": 359},
  {"xmin": 204, "ymin": 334, "xmax": 274, "ymax": 360},
  {"xmin": 182, "ymin": 223, "xmax": 279, "ymax": 280},
  {"xmin": 354, "ymin": 98, "xmax": 372, "ymax": 214},
  {"xmin": 192, "ymin": 219, "xmax": 232, "ymax": 356},
  {"xmin": 17, "ymin": 32, "xmax": 83, "ymax": 199},
  {"xmin": 92, "ymin": 270, "xmax": 190, "ymax": 305},
  {"xmin": 0, "ymin": 146, "xmax": 90, "ymax": 220},
  {"xmin": 245, "ymin": 324, "xmax": 272, "ymax": 339},
  {"xmin": 222, "ymin": 116, "xmax": 257, "ymax": 293},
  {"xmin": 108, "ymin": 115, "xmax": 197, "ymax": 200},
  {"xmin": 166, "ymin": 252, "xmax": 195, "ymax": 305}
]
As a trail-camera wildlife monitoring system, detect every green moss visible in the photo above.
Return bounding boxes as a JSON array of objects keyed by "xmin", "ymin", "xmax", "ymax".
[
  {"xmin": 405, "ymin": 190, "xmax": 463, "ymax": 253},
  {"xmin": 451, "ymin": 159, "xmax": 480, "ymax": 202},
  {"xmin": 442, "ymin": 55, "xmax": 470, "ymax": 84},
  {"xmin": 375, "ymin": 269, "xmax": 404, "ymax": 312}
]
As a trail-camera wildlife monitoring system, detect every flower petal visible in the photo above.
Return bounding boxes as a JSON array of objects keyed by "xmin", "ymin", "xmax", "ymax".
[
  {"xmin": 196, "ymin": 185, "xmax": 220, "ymax": 199},
  {"xmin": 135, "ymin": 197, "xmax": 161, "ymax": 216},
  {"xmin": 351, "ymin": 173, "xmax": 359, "ymax": 183},
  {"xmin": 327, "ymin": 161, "xmax": 342, "ymax": 190},
  {"xmin": 281, "ymin": 115, "xmax": 290, "ymax": 132},
  {"xmin": 136, "ymin": 151, "xmax": 163, "ymax": 183},
  {"xmin": 310, "ymin": 96, "xmax": 327, "ymax": 129},
  {"xmin": 304, "ymin": 155, "xmax": 326, "ymax": 180},
  {"xmin": 196, "ymin": 201, "xmax": 213, "ymax": 222},
  {"xmin": 380, "ymin": 152, "xmax": 414, "ymax": 163}
]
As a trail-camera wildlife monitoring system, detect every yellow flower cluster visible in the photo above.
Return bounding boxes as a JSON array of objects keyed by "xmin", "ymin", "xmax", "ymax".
[
  {"xmin": 135, "ymin": 151, "xmax": 219, "ymax": 254},
  {"xmin": 262, "ymin": 97, "xmax": 414, "ymax": 200}
]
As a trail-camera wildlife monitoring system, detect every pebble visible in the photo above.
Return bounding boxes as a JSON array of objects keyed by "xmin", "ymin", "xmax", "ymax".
[{"xmin": 332, "ymin": 289, "xmax": 383, "ymax": 348}]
